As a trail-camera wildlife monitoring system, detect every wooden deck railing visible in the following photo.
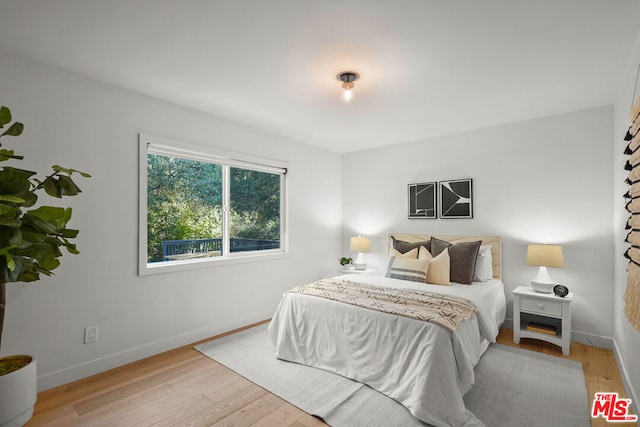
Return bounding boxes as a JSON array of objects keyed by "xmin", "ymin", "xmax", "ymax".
[{"xmin": 161, "ymin": 238, "xmax": 279, "ymax": 261}]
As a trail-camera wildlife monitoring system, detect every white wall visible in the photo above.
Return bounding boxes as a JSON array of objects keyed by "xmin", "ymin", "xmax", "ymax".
[
  {"xmin": 343, "ymin": 106, "xmax": 614, "ymax": 348},
  {"xmin": 613, "ymin": 31, "xmax": 640, "ymax": 412},
  {"xmin": 2, "ymin": 43, "xmax": 634, "ymax": 401},
  {"xmin": 0, "ymin": 53, "xmax": 342, "ymax": 391}
]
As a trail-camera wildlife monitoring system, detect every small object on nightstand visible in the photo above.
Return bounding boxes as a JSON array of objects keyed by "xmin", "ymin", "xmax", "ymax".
[
  {"xmin": 526, "ymin": 322, "xmax": 557, "ymax": 336},
  {"xmin": 553, "ymin": 284, "xmax": 569, "ymax": 298},
  {"xmin": 339, "ymin": 257, "xmax": 353, "ymax": 272}
]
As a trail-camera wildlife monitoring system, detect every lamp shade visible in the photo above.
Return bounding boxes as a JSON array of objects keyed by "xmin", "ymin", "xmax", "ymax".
[
  {"xmin": 526, "ymin": 244, "xmax": 564, "ymax": 268},
  {"xmin": 349, "ymin": 236, "xmax": 370, "ymax": 253}
]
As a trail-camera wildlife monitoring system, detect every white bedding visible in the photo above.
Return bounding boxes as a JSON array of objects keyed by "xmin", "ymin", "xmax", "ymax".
[{"xmin": 268, "ymin": 274, "xmax": 506, "ymax": 427}]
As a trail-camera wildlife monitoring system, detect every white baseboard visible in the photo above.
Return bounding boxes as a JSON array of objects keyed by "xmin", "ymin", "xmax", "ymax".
[
  {"xmin": 501, "ymin": 318, "xmax": 614, "ymax": 350},
  {"xmin": 36, "ymin": 320, "xmax": 264, "ymax": 392},
  {"xmin": 571, "ymin": 330, "xmax": 613, "ymax": 350},
  {"xmin": 613, "ymin": 339, "xmax": 639, "ymax": 418}
]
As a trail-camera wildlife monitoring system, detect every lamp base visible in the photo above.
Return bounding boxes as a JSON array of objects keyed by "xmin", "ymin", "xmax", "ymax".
[
  {"xmin": 354, "ymin": 252, "xmax": 366, "ymax": 271},
  {"xmin": 531, "ymin": 280, "xmax": 554, "ymax": 293},
  {"xmin": 531, "ymin": 266, "xmax": 555, "ymax": 293}
]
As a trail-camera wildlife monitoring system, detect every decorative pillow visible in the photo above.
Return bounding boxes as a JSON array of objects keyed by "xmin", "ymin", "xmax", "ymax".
[
  {"xmin": 390, "ymin": 247, "xmax": 419, "ymax": 259},
  {"xmin": 418, "ymin": 246, "xmax": 451, "ymax": 286},
  {"xmin": 385, "ymin": 256, "xmax": 429, "ymax": 283},
  {"xmin": 473, "ymin": 245, "xmax": 494, "ymax": 282},
  {"xmin": 430, "ymin": 237, "xmax": 482, "ymax": 285},
  {"xmin": 391, "ymin": 236, "xmax": 431, "ymax": 254}
]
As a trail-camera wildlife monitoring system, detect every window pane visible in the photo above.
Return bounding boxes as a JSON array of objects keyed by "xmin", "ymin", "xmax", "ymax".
[
  {"xmin": 147, "ymin": 154, "xmax": 222, "ymax": 263},
  {"xmin": 229, "ymin": 167, "xmax": 281, "ymax": 253}
]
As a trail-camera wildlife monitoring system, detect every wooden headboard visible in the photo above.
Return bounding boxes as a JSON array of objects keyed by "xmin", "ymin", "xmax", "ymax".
[{"xmin": 388, "ymin": 234, "xmax": 502, "ymax": 279}]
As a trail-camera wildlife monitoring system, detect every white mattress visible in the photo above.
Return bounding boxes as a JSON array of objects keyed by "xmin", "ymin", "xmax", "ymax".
[{"xmin": 268, "ymin": 274, "xmax": 506, "ymax": 427}]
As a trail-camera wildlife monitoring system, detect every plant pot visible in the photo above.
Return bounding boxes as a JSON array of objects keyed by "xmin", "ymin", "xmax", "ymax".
[{"xmin": 0, "ymin": 355, "xmax": 37, "ymax": 427}]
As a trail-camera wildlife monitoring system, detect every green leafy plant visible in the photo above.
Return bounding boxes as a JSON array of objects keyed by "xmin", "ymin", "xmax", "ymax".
[
  {"xmin": 0, "ymin": 105, "xmax": 89, "ymax": 352},
  {"xmin": 339, "ymin": 257, "xmax": 353, "ymax": 266}
]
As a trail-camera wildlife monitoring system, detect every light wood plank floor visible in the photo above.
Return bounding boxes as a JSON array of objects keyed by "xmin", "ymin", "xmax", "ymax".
[{"xmin": 26, "ymin": 321, "xmax": 633, "ymax": 427}]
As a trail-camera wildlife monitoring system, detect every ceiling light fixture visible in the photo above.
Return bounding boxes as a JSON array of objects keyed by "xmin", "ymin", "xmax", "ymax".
[{"xmin": 337, "ymin": 71, "xmax": 359, "ymax": 102}]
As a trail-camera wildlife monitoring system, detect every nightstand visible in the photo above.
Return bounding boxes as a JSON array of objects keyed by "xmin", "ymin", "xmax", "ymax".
[
  {"xmin": 341, "ymin": 267, "xmax": 377, "ymax": 274},
  {"xmin": 512, "ymin": 285, "xmax": 573, "ymax": 356}
]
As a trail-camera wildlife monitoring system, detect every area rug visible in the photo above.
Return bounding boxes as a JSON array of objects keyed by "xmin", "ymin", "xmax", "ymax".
[{"xmin": 195, "ymin": 324, "xmax": 590, "ymax": 427}]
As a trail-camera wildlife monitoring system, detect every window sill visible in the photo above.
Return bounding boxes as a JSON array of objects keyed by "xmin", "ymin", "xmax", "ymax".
[{"xmin": 139, "ymin": 250, "xmax": 290, "ymax": 276}]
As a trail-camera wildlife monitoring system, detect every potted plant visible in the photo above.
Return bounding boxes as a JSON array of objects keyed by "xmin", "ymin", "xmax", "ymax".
[
  {"xmin": 339, "ymin": 257, "xmax": 353, "ymax": 271},
  {"xmin": 0, "ymin": 105, "xmax": 89, "ymax": 427}
]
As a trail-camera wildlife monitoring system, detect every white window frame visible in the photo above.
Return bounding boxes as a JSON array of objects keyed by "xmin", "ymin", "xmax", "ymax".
[{"xmin": 138, "ymin": 134, "xmax": 289, "ymax": 276}]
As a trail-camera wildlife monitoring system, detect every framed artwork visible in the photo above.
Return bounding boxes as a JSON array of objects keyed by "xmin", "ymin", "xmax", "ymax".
[
  {"xmin": 408, "ymin": 182, "xmax": 437, "ymax": 219},
  {"xmin": 439, "ymin": 179, "xmax": 473, "ymax": 219}
]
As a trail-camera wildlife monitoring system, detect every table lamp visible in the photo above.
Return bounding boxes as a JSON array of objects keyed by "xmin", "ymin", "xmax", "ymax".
[
  {"xmin": 526, "ymin": 244, "xmax": 564, "ymax": 293},
  {"xmin": 350, "ymin": 236, "xmax": 371, "ymax": 270}
]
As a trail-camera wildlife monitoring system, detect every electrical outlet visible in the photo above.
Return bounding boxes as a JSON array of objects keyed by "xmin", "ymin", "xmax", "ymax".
[{"xmin": 84, "ymin": 326, "xmax": 98, "ymax": 344}]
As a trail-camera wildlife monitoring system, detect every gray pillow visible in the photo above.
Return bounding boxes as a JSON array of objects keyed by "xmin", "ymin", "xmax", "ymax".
[
  {"xmin": 430, "ymin": 237, "xmax": 481, "ymax": 284},
  {"xmin": 391, "ymin": 236, "xmax": 431, "ymax": 254}
]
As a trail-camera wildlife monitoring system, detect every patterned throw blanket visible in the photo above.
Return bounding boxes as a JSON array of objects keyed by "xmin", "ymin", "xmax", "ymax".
[{"xmin": 289, "ymin": 278, "xmax": 477, "ymax": 333}]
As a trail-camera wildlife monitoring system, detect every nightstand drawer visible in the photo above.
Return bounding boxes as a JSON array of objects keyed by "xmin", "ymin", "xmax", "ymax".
[{"xmin": 520, "ymin": 298, "xmax": 562, "ymax": 317}]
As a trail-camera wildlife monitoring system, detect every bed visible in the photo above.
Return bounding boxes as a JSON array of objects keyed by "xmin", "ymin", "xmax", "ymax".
[{"xmin": 268, "ymin": 234, "xmax": 506, "ymax": 427}]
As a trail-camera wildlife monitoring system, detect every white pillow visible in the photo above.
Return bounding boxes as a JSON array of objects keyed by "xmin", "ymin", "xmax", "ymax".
[
  {"xmin": 473, "ymin": 245, "xmax": 493, "ymax": 282},
  {"xmin": 418, "ymin": 246, "xmax": 451, "ymax": 286}
]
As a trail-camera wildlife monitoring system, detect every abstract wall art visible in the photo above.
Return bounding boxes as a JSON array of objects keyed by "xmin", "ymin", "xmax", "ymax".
[
  {"xmin": 408, "ymin": 182, "xmax": 437, "ymax": 219},
  {"xmin": 439, "ymin": 179, "xmax": 473, "ymax": 219}
]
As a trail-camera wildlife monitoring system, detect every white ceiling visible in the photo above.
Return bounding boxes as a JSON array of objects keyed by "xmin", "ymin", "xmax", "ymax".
[{"xmin": 0, "ymin": 1, "xmax": 639, "ymax": 153}]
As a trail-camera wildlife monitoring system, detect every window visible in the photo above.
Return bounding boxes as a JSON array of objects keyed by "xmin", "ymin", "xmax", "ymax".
[{"xmin": 139, "ymin": 135, "xmax": 287, "ymax": 275}]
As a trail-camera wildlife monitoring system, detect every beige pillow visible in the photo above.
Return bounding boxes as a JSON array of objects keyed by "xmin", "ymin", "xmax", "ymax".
[
  {"xmin": 390, "ymin": 247, "xmax": 418, "ymax": 259},
  {"xmin": 385, "ymin": 257, "xmax": 429, "ymax": 283},
  {"xmin": 419, "ymin": 246, "xmax": 451, "ymax": 286}
]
